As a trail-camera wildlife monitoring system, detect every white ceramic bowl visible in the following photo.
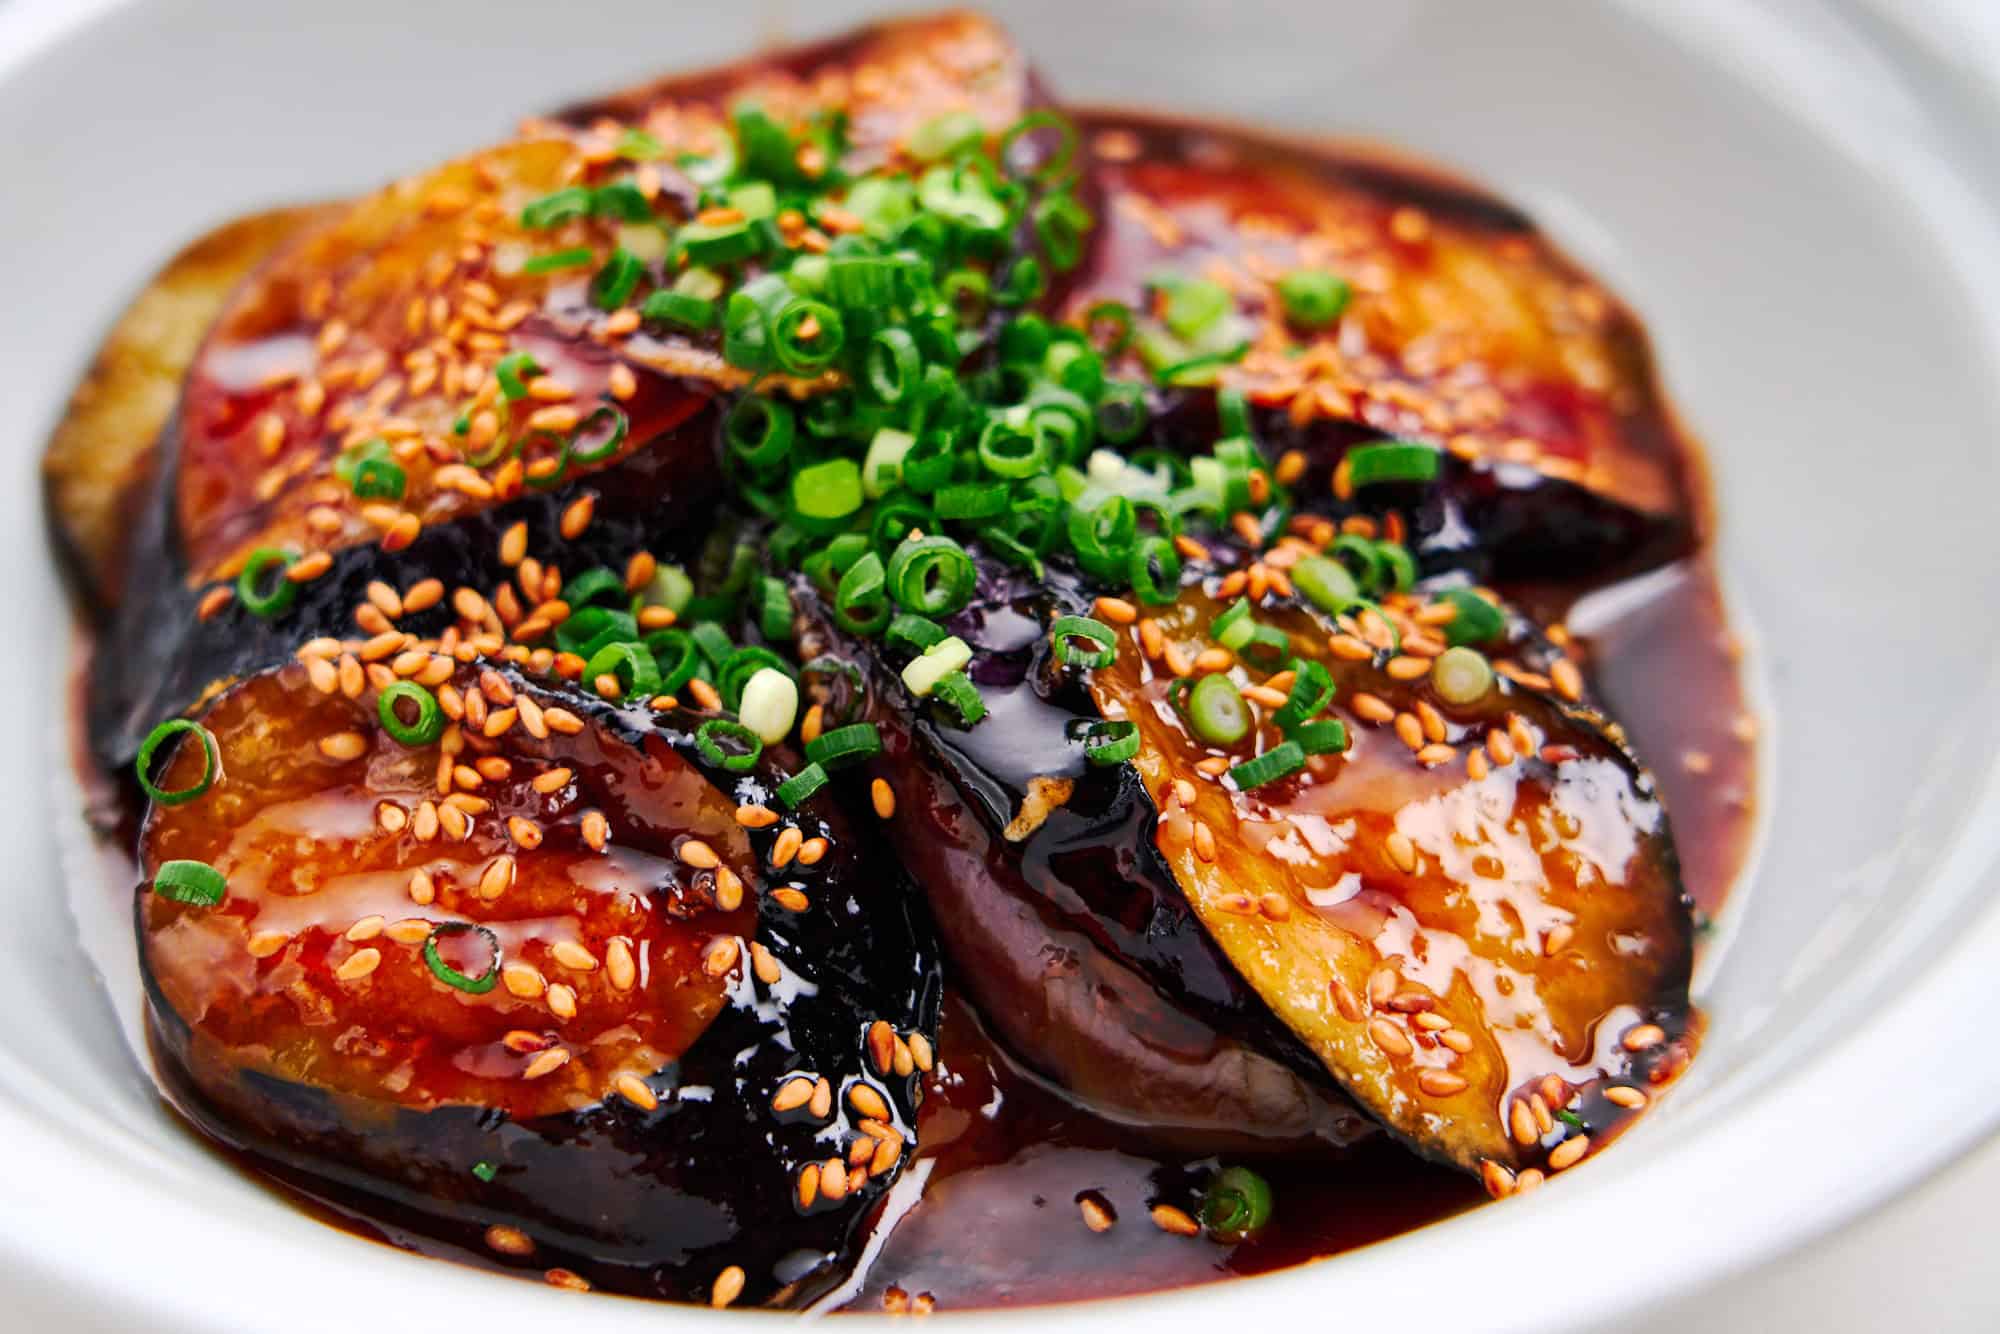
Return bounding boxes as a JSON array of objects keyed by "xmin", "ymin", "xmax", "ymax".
[{"xmin": 5, "ymin": 2, "xmax": 1999, "ymax": 1330}]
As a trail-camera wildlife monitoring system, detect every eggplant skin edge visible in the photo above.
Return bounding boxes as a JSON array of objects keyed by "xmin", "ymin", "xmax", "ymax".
[{"xmin": 138, "ymin": 665, "xmax": 942, "ymax": 1307}]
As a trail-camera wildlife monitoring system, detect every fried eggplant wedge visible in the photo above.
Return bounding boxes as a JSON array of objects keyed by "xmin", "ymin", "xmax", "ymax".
[
  {"xmin": 795, "ymin": 547, "xmax": 1693, "ymax": 1183},
  {"xmin": 139, "ymin": 658, "xmax": 938, "ymax": 1305},
  {"xmin": 1064, "ymin": 110, "xmax": 1701, "ymax": 582},
  {"xmin": 44, "ymin": 206, "xmax": 330, "ymax": 615},
  {"xmin": 794, "ymin": 561, "xmax": 1375, "ymax": 1153},
  {"xmin": 76, "ymin": 11, "xmax": 1054, "ymax": 772}
]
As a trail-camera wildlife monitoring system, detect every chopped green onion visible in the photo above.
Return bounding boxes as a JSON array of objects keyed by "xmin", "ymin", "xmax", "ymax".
[
  {"xmin": 910, "ymin": 109, "xmax": 985, "ymax": 161},
  {"xmin": 377, "ymin": 681, "xmax": 444, "ymax": 747},
  {"xmin": 1348, "ymin": 440, "xmax": 1441, "ymax": 487},
  {"xmin": 805, "ymin": 722, "xmax": 882, "ymax": 770},
  {"xmin": 471, "ymin": 1160, "xmax": 498, "ymax": 1183},
  {"xmin": 777, "ymin": 761, "xmax": 829, "ymax": 808},
  {"xmin": 1433, "ymin": 646, "xmax": 1496, "ymax": 705},
  {"xmin": 1162, "ymin": 278, "xmax": 1232, "ymax": 339},
  {"xmin": 726, "ymin": 395, "xmax": 795, "ymax": 472},
  {"xmin": 1238, "ymin": 623, "xmax": 1293, "ymax": 671},
  {"xmin": 718, "ymin": 646, "xmax": 794, "ymax": 710},
  {"xmin": 1199, "ymin": 1166, "xmax": 1274, "ymax": 1243},
  {"xmin": 495, "ymin": 352, "xmax": 540, "ymax": 401},
  {"xmin": 758, "ymin": 577, "xmax": 794, "ymax": 642},
  {"xmin": 1276, "ymin": 269, "xmax": 1351, "ymax": 329},
  {"xmin": 1083, "ymin": 719, "xmax": 1139, "ymax": 765},
  {"xmin": 1050, "ymin": 615, "xmax": 1117, "ymax": 669},
  {"xmin": 645, "ymin": 628, "xmax": 701, "ymax": 696},
  {"xmin": 589, "ymin": 181, "xmax": 652, "ymax": 222},
  {"xmin": 901, "ymin": 636, "xmax": 975, "ymax": 698},
  {"xmin": 1439, "ymin": 590, "xmax": 1507, "ymax": 647},
  {"xmin": 335, "ymin": 438, "xmax": 404, "ymax": 500},
  {"xmin": 998, "ymin": 110, "xmax": 1078, "ymax": 184},
  {"xmin": 695, "ymin": 718, "xmax": 764, "ymax": 772},
  {"xmin": 1293, "ymin": 719, "xmax": 1350, "ymax": 755},
  {"xmin": 640, "ymin": 288, "xmax": 718, "ymax": 331},
  {"xmin": 738, "ymin": 669, "xmax": 799, "ymax": 746},
  {"xmin": 135, "ymin": 719, "xmax": 219, "ymax": 807},
  {"xmin": 236, "ymin": 547, "xmax": 299, "ymax": 618},
  {"xmin": 521, "ymin": 245, "xmax": 595, "ymax": 275},
  {"xmin": 519, "ymin": 186, "xmax": 594, "ymax": 229},
  {"xmin": 1187, "ymin": 674, "xmax": 1252, "ymax": 747},
  {"xmin": 679, "ymin": 218, "xmax": 763, "ymax": 267},
  {"xmin": 423, "ymin": 922, "xmax": 501, "ymax": 994},
  {"xmin": 886, "ymin": 613, "xmax": 948, "ymax": 654},
  {"xmin": 1210, "ymin": 598, "xmax": 1254, "ymax": 649},
  {"xmin": 932, "ymin": 670, "xmax": 986, "ymax": 725},
  {"xmin": 886, "ymin": 536, "xmax": 976, "ymax": 616},
  {"xmin": 567, "ymin": 404, "xmax": 629, "ymax": 465},
  {"xmin": 585, "ymin": 642, "xmax": 663, "ymax": 698},
  {"xmin": 590, "ymin": 248, "xmax": 644, "ymax": 311},
  {"xmin": 1272, "ymin": 660, "xmax": 1334, "ymax": 734},
  {"xmin": 556, "ymin": 606, "xmax": 637, "ymax": 658},
  {"xmin": 1292, "ymin": 555, "xmax": 1361, "ymax": 614},
  {"xmin": 1095, "ymin": 380, "xmax": 1148, "ymax": 444},
  {"xmin": 834, "ymin": 552, "xmax": 893, "ymax": 636},
  {"xmin": 644, "ymin": 564, "xmax": 694, "ymax": 615},
  {"xmin": 934, "ymin": 481, "xmax": 1009, "ymax": 521},
  {"xmin": 772, "ymin": 298, "xmax": 844, "ymax": 375},
  {"xmin": 1034, "ymin": 193, "xmax": 1093, "ymax": 272},
  {"xmin": 1229, "ymin": 740, "xmax": 1306, "ymax": 791},
  {"xmin": 864, "ymin": 329, "xmax": 922, "ymax": 405},
  {"xmin": 153, "ymin": 859, "xmax": 226, "ymax": 907},
  {"xmin": 1128, "ymin": 535, "xmax": 1182, "ymax": 605},
  {"xmin": 791, "ymin": 457, "xmax": 865, "ymax": 531},
  {"xmin": 862, "ymin": 428, "xmax": 915, "ymax": 498}
]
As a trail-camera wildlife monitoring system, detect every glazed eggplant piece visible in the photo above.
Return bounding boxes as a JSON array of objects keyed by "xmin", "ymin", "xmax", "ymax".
[
  {"xmin": 44, "ymin": 205, "xmax": 329, "ymax": 614},
  {"xmin": 795, "ymin": 549, "xmax": 1693, "ymax": 1183},
  {"xmin": 139, "ymin": 658, "xmax": 938, "ymax": 1304},
  {"xmin": 75, "ymin": 10, "xmax": 1056, "ymax": 772},
  {"xmin": 793, "ymin": 561, "xmax": 1375, "ymax": 1153},
  {"xmin": 1089, "ymin": 583, "xmax": 1696, "ymax": 1183},
  {"xmin": 1063, "ymin": 111, "xmax": 1700, "ymax": 583}
]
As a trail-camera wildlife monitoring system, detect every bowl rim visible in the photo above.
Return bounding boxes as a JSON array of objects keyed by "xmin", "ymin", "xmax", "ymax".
[{"xmin": 4, "ymin": 0, "xmax": 2000, "ymax": 1329}]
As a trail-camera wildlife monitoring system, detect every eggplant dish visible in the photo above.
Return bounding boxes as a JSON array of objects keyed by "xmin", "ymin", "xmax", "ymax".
[{"xmin": 50, "ymin": 10, "xmax": 1757, "ymax": 1311}]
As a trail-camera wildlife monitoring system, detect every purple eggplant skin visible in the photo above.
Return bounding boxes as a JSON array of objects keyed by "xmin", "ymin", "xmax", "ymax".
[
  {"xmin": 791, "ymin": 557, "xmax": 1375, "ymax": 1155},
  {"xmin": 141, "ymin": 664, "xmax": 941, "ymax": 1306}
]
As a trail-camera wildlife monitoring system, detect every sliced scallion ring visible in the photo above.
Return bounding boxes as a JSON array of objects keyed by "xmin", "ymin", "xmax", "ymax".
[
  {"xmin": 152, "ymin": 858, "xmax": 226, "ymax": 907},
  {"xmin": 236, "ymin": 547, "xmax": 299, "ymax": 618},
  {"xmin": 932, "ymin": 670, "xmax": 986, "ymax": 726},
  {"xmin": 1229, "ymin": 741, "xmax": 1307, "ymax": 791},
  {"xmin": 1050, "ymin": 615, "xmax": 1117, "ymax": 669},
  {"xmin": 423, "ymin": 922, "xmax": 501, "ymax": 994},
  {"xmin": 1347, "ymin": 440, "xmax": 1441, "ymax": 487},
  {"xmin": 135, "ymin": 719, "xmax": 220, "ymax": 806},
  {"xmin": 695, "ymin": 718, "xmax": 764, "ymax": 772},
  {"xmin": 804, "ymin": 722, "xmax": 882, "ymax": 770},
  {"xmin": 1082, "ymin": 719, "xmax": 1139, "ymax": 766},
  {"xmin": 777, "ymin": 761, "xmax": 829, "ymax": 808},
  {"xmin": 377, "ymin": 681, "xmax": 444, "ymax": 747}
]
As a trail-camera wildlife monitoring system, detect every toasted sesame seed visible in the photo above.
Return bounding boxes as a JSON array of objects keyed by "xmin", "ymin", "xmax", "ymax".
[
  {"xmin": 1531, "ymin": 1093, "xmax": 1555, "ymax": 1135},
  {"xmin": 334, "ymin": 948, "xmax": 382, "ymax": 981},
  {"xmin": 1094, "ymin": 596, "xmax": 1138, "ymax": 624},
  {"xmin": 246, "ymin": 930, "xmax": 288, "ymax": 959},
  {"xmin": 1416, "ymin": 743, "xmax": 1456, "ymax": 766},
  {"xmin": 1418, "ymin": 1070, "xmax": 1468, "ymax": 1097},
  {"xmin": 771, "ymin": 827, "xmax": 803, "ymax": 868},
  {"xmin": 1509, "ymin": 1099, "xmax": 1539, "ymax": 1146},
  {"xmin": 580, "ymin": 809, "xmax": 609, "ymax": 852},
  {"xmin": 908, "ymin": 1031, "xmax": 934, "ymax": 1072},
  {"xmin": 1551, "ymin": 658, "xmax": 1584, "ymax": 702},
  {"xmin": 612, "ymin": 1072, "xmax": 658, "ymax": 1112},
  {"xmin": 713, "ymin": 865, "xmax": 745, "ymax": 912},
  {"xmin": 1543, "ymin": 923, "xmax": 1575, "ymax": 956},
  {"xmin": 376, "ymin": 802, "xmax": 408, "ymax": 832},
  {"xmin": 485, "ymin": 1225, "xmax": 534, "ymax": 1257},
  {"xmin": 870, "ymin": 778, "xmax": 896, "ymax": 819},
  {"xmin": 196, "ymin": 586, "xmax": 234, "ymax": 621},
  {"xmin": 1369, "ymin": 1017, "xmax": 1413, "ymax": 1057},
  {"xmin": 1330, "ymin": 978, "xmax": 1364, "ymax": 1022},
  {"xmin": 771, "ymin": 887, "xmax": 810, "ymax": 913},
  {"xmin": 867, "ymin": 1020, "xmax": 896, "ymax": 1075},
  {"xmin": 751, "ymin": 941, "xmax": 782, "ymax": 985},
  {"xmin": 710, "ymin": 1266, "xmax": 746, "ymax": 1309},
  {"xmin": 736, "ymin": 803, "xmax": 778, "ymax": 828},
  {"xmin": 702, "ymin": 936, "xmax": 740, "ymax": 978},
  {"xmin": 797, "ymin": 836, "xmax": 829, "ymax": 866},
  {"xmin": 1384, "ymin": 831, "xmax": 1418, "ymax": 873},
  {"xmin": 1514, "ymin": 1168, "xmax": 1546, "ymax": 1194},
  {"xmin": 687, "ymin": 678, "xmax": 722, "ymax": 711},
  {"xmin": 1622, "ymin": 1023, "xmax": 1666, "ymax": 1052},
  {"xmin": 1192, "ymin": 820, "xmax": 1217, "ymax": 862},
  {"xmin": 559, "ymin": 494, "xmax": 595, "ymax": 540},
  {"xmin": 478, "ymin": 855, "xmax": 516, "ymax": 902},
  {"xmin": 848, "ymin": 1084, "xmax": 890, "ymax": 1121},
  {"xmin": 797, "ymin": 1163, "xmax": 821, "ymax": 1209},
  {"xmin": 522, "ymin": 1048, "xmax": 570, "ymax": 1080},
  {"xmin": 345, "ymin": 915, "xmax": 385, "ymax": 943},
  {"xmin": 286, "ymin": 551, "xmax": 334, "ymax": 583},
  {"xmin": 1079, "ymin": 1195, "xmax": 1117, "ymax": 1232},
  {"xmin": 546, "ymin": 983, "xmax": 577, "ymax": 1020},
  {"xmin": 678, "ymin": 838, "xmax": 720, "ymax": 870},
  {"xmin": 1604, "ymin": 1085, "xmax": 1648, "ymax": 1109},
  {"xmin": 821, "ymin": 1157, "xmax": 851, "ymax": 1202},
  {"xmin": 531, "ymin": 766, "xmax": 572, "ymax": 794},
  {"xmin": 549, "ymin": 939, "xmax": 597, "ymax": 972},
  {"xmin": 773, "ymin": 1076, "xmax": 816, "ymax": 1113},
  {"xmin": 1150, "ymin": 1204, "xmax": 1200, "ymax": 1237},
  {"xmin": 319, "ymin": 731, "xmax": 368, "ymax": 760},
  {"xmin": 1481, "ymin": 1159, "xmax": 1517, "ymax": 1199},
  {"xmin": 1547, "ymin": 1135, "xmax": 1590, "ymax": 1170}
]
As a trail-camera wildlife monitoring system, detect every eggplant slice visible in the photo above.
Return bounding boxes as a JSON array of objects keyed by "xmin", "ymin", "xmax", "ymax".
[
  {"xmin": 44, "ymin": 205, "xmax": 330, "ymax": 615},
  {"xmin": 1064, "ymin": 110, "xmax": 1701, "ymax": 582},
  {"xmin": 78, "ymin": 10, "xmax": 1052, "ymax": 773},
  {"xmin": 796, "ymin": 549, "xmax": 1693, "ymax": 1184},
  {"xmin": 795, "ymin": 560, "xmax": 1374, "ymax": 1154},
  {"xmin": 140, "ymin": 658, "xmax": 939, "ymax": 1304}
]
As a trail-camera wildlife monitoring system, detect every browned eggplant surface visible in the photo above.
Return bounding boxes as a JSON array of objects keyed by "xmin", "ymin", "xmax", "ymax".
[
  {"xmin": 44, "ymin": 205, "xmax": 329, "ymax": 614},
  {"xmin": 52, "ymin": 5, "xmax": 1760, "ymax": 1314},
  {"xmin": 1063, "ymin": 111, "xmax": 1702, "ymax": 582},
  {"xmin": 140, "ymin": 659, "xmax": 938, "ymax": 1305}
]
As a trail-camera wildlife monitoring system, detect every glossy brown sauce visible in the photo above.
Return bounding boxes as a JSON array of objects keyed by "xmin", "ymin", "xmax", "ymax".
[{"xmin": 69, "ymin": 114, "xmax": 1758, "ymax": 1311}]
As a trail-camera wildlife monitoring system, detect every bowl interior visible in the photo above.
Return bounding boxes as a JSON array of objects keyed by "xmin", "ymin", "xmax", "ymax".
[{"xmin": 4, "ymin": 2, "xmax": 1999, "ymax": 1331}]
